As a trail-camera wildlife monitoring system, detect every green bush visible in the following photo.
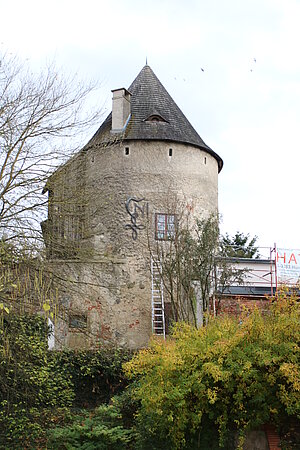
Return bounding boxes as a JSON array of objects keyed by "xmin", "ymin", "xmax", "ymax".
[
  {"xmin": 124, "ymin": 293, "xmax": 300, "ymax": 449},
  {"xmin": 0, "ymin": 314, "xmax": 74, "ymax": 448},
  {"xmin": 0, "ymin": 315, "xmax": 133, "ymax": 448},
  {"xmin": 52, "ymin": 347, "xmax": 132, "ymax": 408},
  {"xmin": 48, "ymin": 396, "xmax": 136, "ymax": 449}
]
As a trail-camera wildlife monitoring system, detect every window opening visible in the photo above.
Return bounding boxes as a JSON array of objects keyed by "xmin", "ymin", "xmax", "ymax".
[
  {"xmin": 145, "ymin": 114, "xmax": 168, "ymax": 123},
  {"xmin": 69, "ymin": 314, "xmax": 87, "ymax": 330},
  {"xmin": 155, "ymin": 213, "xmax": 176, "ymax": 240},
  {"xmin": 125, "ymin": 147, "xmax": 130, "ymax": 155},
  {"xmin": 169, "ymin": 148, "xmax": 173, "ymax": 157}
]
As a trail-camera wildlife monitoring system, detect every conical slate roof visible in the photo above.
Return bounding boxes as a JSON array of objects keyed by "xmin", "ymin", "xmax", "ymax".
[{"xmin": 86, "ymin": 65, "xmax": 223, "ymax": 172}]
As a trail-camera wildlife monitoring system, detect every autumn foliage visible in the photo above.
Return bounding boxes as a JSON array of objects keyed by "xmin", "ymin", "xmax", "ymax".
[{"xmin": 124, "ymin": 292, "xmax": 300, "ymax": 449}]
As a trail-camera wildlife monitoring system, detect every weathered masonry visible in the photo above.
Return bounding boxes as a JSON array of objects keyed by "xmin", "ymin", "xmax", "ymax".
[{"xmin": 42, "ymin": 65, "xmax": 223, "ymax": 349}]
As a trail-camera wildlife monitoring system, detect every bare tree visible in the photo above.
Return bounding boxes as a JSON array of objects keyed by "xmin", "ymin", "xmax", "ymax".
[
  {"xmin": 0, "ymin": 52, "xmax": 102, "ymax": 244},
  {"xmin": 149, "ymin": 210, "xmax": 247, "ymax": 329},
  {"xmin": 0, "ymin": 52, "xmax": 104, "ymax": 330}
]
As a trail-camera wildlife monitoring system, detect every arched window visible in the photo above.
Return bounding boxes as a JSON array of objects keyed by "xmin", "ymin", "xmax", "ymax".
[{"xmin": 145, "ymin": 114, "xmax": 168, "ymax": 123}]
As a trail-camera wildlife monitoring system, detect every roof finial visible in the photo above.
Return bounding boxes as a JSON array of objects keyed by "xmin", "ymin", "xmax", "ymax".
[{"xmin": 146, "ymin": 56, "xmax": 148, "ymax": 66}]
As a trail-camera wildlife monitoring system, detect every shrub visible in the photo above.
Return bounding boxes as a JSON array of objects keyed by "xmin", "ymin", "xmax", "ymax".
[
  {"xmin": 48, "ymin": 396, "xmax": 136, "ymax": 449},
  {"xmin": 0, "ymin": 314, "xmax": 74, "ymax": 448},
  {"xmin": 52, "ymin": 347, "xmax": 132, "ymax": 408},
  {"xmin": 124, "ymin": 293, "xmax": 300, "ymax": 449},
  {"xmin": 0, "ymin": 315, "xmax": 133, "ymax": 448}
]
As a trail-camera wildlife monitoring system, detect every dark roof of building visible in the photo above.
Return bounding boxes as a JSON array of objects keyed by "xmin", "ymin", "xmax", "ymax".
[
  {"xmin": 221, "ymin": 286, "xmax": 276, "ymax": 297},
  {"xmin": 85, "ymin": 65, "xmax": 223, "ymax": 172}
]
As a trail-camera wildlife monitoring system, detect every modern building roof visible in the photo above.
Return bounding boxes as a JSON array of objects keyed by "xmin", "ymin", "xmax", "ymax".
[{"xmin": 85, "ymin": 65, "xmax": 223, "ymax": 172}]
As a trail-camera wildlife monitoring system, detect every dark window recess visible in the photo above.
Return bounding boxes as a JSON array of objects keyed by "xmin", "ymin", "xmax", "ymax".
[
  {"xmin": 204, "ymin": 156, "xmax": 207, "ymax": 164},
  {"xmin": 125, "ymin": 147, "xmax": 130, "ymax": 155},
  {"xmin": 69, "ymin": 314, "xmax": 87, "ymax": 330},
  {"xmin": 146, "ymin": 114, "xmax": 168, "ymax": 123},
  {"xmin": 155, "ymin": 213, "xmax": 176, "ymax": 240},
  {"xmin": 169, "ymin": 148, "xmax": 173, "ymax": 157}
]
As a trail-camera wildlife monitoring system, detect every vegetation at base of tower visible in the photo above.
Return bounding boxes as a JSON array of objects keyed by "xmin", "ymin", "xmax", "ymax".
[
  {"xmin": 52, "ymin": 347, "xmax": 132, "ymax": 408},
  {"xmin": 150, "ymin": 214, "xmax": 248, "ymax": 327},
  {"xmin": 0, "ymin": 314, "xmax": 74, "ymax": 448},
  {"xmin": 0, "ymin": 312, "xmax": 132, "ymax": 448},
  {"xmin": 124, "ymin": 291, "xmax": 300, "ymax": 449},
  {"xmin": 47, "ymin": 397, "xmax": 137, "ymax": 450},
  {"xmin": 0, "ymin": 295, "xmax": 299, "ymax": 449},
  {"xmin": 220, "ymin": 231, "xmax": 260, "ymax": 258}
]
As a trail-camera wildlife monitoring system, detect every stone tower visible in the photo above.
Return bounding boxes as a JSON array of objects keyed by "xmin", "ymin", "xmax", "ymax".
[{"xmin": 43, "ymin": 65, "xmax": 223, "ymax": 349}]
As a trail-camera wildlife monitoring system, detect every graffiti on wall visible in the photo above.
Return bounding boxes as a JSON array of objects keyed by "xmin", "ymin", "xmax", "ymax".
[{"xmin": 125, "ymin": 197, "xmax": 149, "ymax": 240}]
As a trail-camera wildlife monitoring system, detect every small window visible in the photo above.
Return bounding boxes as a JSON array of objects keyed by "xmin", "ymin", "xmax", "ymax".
[
  {"xmin": 155, "ymin": 213, "xmax": 176, "ymax": 240},
  {"xmin": 69, "ymin": 313, "xmax": 87, "ymax": 330},
  {"xmin": 145, "ymin": 114, "xmax": 168, "ymax": 123},
  {"xmin": 125, "ymin": 147, "xmax": 130, "ymax": 155},
  {"xmin": 204, "ymin": 156, "xmax": 207, "ymax": 165},
  {"xmin": 169, "ymin": 148, "xmax": 173, "ymax": 157}
]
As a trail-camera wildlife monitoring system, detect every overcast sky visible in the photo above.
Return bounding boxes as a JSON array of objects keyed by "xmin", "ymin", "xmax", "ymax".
[{"xmin": 2, "ymin": 0, "xmax": 300, "ymax": 252}]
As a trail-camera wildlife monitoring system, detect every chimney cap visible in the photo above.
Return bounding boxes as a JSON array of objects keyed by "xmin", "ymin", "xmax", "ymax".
[{"xmin": 111, "ymin": 87, "xmax": 132, "ymax": 95}]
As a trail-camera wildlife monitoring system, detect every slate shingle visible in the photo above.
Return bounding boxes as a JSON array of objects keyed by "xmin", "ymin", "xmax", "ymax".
[{"xmin": 86, "ymin": 65, "xmax": 223, "ymax": 172}]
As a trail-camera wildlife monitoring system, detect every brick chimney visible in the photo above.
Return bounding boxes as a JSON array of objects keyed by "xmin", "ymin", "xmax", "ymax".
[{"xmin": 111, "ymin": 88, "xmax": 131, "ymax": 132}]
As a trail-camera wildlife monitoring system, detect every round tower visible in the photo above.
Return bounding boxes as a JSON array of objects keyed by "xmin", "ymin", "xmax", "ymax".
[{"xmin": 48, "ymin": 65, "xmax": 223, "ymax": 349}]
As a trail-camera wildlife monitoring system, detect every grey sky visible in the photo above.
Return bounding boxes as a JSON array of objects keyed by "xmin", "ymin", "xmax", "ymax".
[{"xmin": 2, "ymin": 0, "xmax": 300, "ymax": 249}]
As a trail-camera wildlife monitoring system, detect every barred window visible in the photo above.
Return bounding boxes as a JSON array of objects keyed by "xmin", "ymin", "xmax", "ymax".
[{"xmin": 155, "ymin": 213, "xmax": 176, "ymax": 240}]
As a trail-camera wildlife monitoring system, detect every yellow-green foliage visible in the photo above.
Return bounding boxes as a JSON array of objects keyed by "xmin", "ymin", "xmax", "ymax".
[{"xmin": 124, "ymin": 293, "xmax": 299, "ymax": 449}]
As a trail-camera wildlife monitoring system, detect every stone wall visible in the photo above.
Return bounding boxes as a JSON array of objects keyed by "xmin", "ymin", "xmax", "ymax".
[{"xmin": 46, "ymin": 138, "xmax": 220, "ymax": 349}]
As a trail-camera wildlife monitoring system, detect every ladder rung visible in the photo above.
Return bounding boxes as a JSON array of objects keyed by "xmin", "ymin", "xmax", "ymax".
[{"xmin": 151, "ymin": 257, "xmax": 165, "ymax": 338}]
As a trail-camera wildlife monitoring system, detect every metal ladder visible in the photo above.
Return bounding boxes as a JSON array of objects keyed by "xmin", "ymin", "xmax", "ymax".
[{"xmin": 151, "ymin": 257, "xmax": 166, "ymax": 338}]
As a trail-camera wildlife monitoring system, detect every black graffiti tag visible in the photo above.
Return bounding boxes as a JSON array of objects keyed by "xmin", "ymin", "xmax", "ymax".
[{"xmin": 125, "ymin": 197, "xmax": 148, "ymax": 240}]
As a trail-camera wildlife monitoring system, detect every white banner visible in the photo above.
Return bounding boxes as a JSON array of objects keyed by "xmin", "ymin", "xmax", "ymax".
[{"xmin": 276, "ymin": 248, "xmax": 300, "ymax": 285}]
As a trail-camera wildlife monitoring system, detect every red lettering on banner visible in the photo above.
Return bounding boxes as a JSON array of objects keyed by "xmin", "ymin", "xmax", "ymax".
[
  {"xmin": 277, "ymin": 252, "xmax": 286, "ymax": 263},
  {"xmin": 288, "ymin": 253, "xmax": 297, "ymax": 264}
]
